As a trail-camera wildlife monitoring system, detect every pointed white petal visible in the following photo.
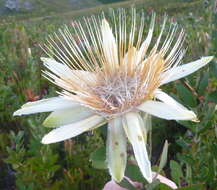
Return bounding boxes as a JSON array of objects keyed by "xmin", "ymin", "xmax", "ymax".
[
  {"xmin": 41, "ymin": 57, "xmax": 72, "ymax": 78},
  {"xmin": 101, "ymin": 19, "xmax": 118, "ymax": 70},
  {"xmin": 137, "ymin": 99, "xmax": 197, "ymax": 121},
  {"xmin": 161, "ymin": 56, "xmax": 213, "ymax": 85},
  {"xmin": 154, "ymin": 89, "xmax": 198, "ymax": 122},
  {"xmin": 13, "ymin": 97, "xmax": 77, "ymax": 116},
  {"xmin": 41, "ymin": 57, "xmax": 96, "ymax": 82},
  {"xmin": 122, "ymin": 112, "xmax": 152, "ymax": 183},
  {"xmin": 154, "ymin": 89, "xmax": 187, "ymax": 109},
  {"xmin": 41, "ymin": 115, "xmax": 105, "ymax": 144},
  {"xmin": 107, "ymin": 117, "xmax": 127, "ymax": 182},
  {"xmin": 43, "ymin": 106, "xmax": 93, "ymax": 128},
  {"xmin": 152, "ymin": 172, "xmax": 178, "ymax": 189}
]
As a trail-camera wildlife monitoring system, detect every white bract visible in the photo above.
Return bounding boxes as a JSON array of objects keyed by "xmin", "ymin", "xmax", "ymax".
[{"xmin": 14, "ymin": 9, "xmax": 213, "ymax": 183}]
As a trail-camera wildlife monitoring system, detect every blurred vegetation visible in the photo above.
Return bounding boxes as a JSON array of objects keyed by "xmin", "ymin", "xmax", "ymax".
[{"xmin": 0, "ymin": 0, "xmax": 217, "ymax": 190}]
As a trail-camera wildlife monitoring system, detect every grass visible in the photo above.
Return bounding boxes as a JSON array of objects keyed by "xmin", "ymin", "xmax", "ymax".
[{"xmin": 0, "ymin": 0, "xmax": 203, "ymax": 24}]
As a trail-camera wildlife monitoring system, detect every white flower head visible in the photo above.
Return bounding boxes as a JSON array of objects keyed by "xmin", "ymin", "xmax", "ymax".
[{"xmin": 14, "ymin": 9, "xmax": 213, "ymax": 183}]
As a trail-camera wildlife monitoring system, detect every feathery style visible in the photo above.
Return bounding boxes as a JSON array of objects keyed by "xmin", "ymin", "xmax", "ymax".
[{"xmin": 14, "ymin": 9, "xmax": 213, "ymax": 183}]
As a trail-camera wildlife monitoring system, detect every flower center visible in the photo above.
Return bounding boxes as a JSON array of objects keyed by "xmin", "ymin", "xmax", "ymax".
[{"xmin": 91, "ymin": 72, "xmax": 147, "ymax": 117}]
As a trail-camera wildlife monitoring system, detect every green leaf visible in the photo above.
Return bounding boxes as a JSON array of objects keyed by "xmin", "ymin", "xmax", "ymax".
[
  {"xmin": 176, "ymin": 184, "xmax": 205, "ymax": 190},
  {"xmin": 169, "ymin": 160, "xmax": 183, "ymax": 185},
  {"xmin": 158, "ymin": 140, "xmax": 168, "ymax": 173},
  {"xmin": 177, "ymin": 154, "xmax": 194, "ymax": 166},
  {"xmin": 208, "ymin": 91, "xmax": 217, "ymax": 104},
  {"xmin": 175, "ymin": 83, "xmax": 197, "ymax": 107},
  {"xmin": 90, "ymin": 146, "xmax": 107, "ymax": 169},
  {"xmin": 197, "ymin": 104, "xmax": 216, "ymax": 133},
  {"xmin": 176, "ymin": 120, "xmax": 196, "ymax": 132},
  {"xmin": 207, "ymin": 156, "xmax": 215, "ymax": 182},
  {"xmin": 159, "ymin": 183, "xmax": 174, "ymax": 190},
  {"xmin": 210, "ymin": 62, "xmax": 217, "ymax": 78},
  {"xmin": 215, "ymin": 125, "xmax": 217, "ymax": 138},
  {"xmin": 176, "ymin": 138, "xmax": 190, "ymax": 149},
  {"xmin": 118, "ymin": 178, "xmax": 137, "ymax": 190},
  {"xmin": 145, "ymin": 179, "xmax": 161, "ymax": 190},
  {"xmin": 125, "ymin": 164, "xmax": 144, "ymax": 182},
  {"xmin": 197, "ymin": 71, "xmax": 209, "ymax": 96},
  {"xmin": 185, "ymin": 164, "xmax": 192, "ymax": 185}
]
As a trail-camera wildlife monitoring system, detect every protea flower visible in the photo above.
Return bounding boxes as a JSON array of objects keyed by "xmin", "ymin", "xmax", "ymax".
[{"xmin": 14, "ymin": 9, "xmax": 213, "ymax": 183}]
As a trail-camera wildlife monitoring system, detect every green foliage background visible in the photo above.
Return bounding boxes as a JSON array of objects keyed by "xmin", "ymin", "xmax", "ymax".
[{"xmin": 0, "ymin": 0, "xmax": 217, "ymax": 189}]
